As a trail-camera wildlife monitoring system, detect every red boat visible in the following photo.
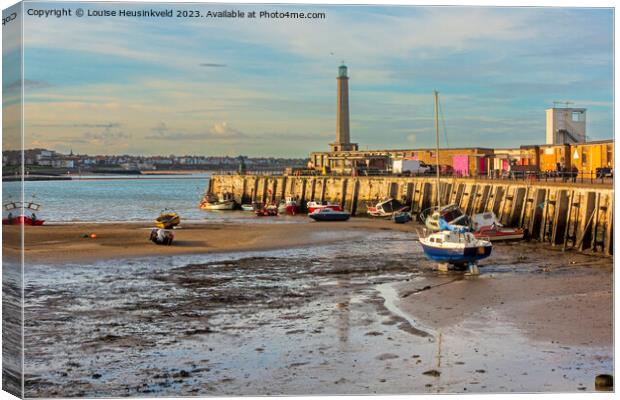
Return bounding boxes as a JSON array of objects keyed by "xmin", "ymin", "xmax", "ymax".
[
  {"xmin": 2, "ymin": 201, "xmax": 45, "ymax": 226},
  {"xmin": 277, "ymin": 196, "xmax": 298, "ymax": 215},
  {"xmin": 255, "ymin": 204, "xmax": 278, "ymax": 217},
  {"xmin": 473, "ymin": 225, "xmax": 524, "ymax": 241},
  {"xmin": 306, "ymin": 201, "xmax": 342, "ymax": 214},
  {"xmin": 471, "ymin": 212, "xmax": 524, "ymax": 241}
]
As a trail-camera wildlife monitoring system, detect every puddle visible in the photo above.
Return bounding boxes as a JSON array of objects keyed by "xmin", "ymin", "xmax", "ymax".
[{"xmin": 375, "ymin": 281, "xmax": 432, "ymax": 338}]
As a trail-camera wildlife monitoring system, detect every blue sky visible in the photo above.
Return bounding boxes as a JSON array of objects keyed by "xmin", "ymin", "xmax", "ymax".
[{"xmin": 2, "ymin": 3, "xmax": 614, "ymax": 156}]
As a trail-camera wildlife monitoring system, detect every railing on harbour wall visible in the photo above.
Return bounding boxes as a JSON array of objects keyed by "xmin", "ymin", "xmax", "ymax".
[{"xmin": 208, "ymin": 174, "xmax": 614, "ymax": 256}]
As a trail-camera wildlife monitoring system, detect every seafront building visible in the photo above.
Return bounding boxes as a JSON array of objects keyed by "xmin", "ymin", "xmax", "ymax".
[{"xmin": 309, "ymin": 65, "xmax": 613, "ymax": 179}]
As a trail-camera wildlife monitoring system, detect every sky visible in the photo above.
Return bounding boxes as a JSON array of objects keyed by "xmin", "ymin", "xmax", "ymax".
[{"xmin": 2, "ymin": 2, "xmax": 614, "ymax": 157}]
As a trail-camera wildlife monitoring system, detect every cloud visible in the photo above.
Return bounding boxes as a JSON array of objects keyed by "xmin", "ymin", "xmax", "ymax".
[
  {"xmin": 4, "ymin": 79, "xmax": 51, "ymax": 92},
  {"xmin": 30, "ymin": 122, "xmax": 121, "ymax": 129},
  {"xmin": 145, "ymin": 121, "xmax": 246, "ymax": 142},
  {"xmin": 208, "ymin": 121, "xmax": 243, "ymax": 137},
  {"xmin": 199, "ymin": 63, "xmax": 227, "ymax": 68}
]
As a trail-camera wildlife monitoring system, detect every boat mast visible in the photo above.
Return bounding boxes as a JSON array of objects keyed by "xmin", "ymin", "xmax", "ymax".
[{"xmin": 434, "ymin": 90, "xmax": 441, "ymax": 209}]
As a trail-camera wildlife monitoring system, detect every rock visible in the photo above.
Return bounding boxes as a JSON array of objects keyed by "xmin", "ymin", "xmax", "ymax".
[
  {"xmin": 423, "ymin": 370, "xmax": 441, "ymax": 377},
  {"xmin": 92, "ymin": 373, "xmax": 102, "ymax": 379}
]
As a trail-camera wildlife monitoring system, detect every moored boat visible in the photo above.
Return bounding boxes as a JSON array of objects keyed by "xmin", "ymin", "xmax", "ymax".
[
  {"xmin": 277, "ymin": 196, "xmax": 298, "ymax": 215},
  {"xmin": 2, "ymin": 201, "xmax": 45, "ymax": 226},
  {"xmin": 417, "ymin": 91, "xmax": 492, "ymax": 273},
  {"xmin": 471, "ymin": 211, "xmax": 524, "ymax": 241},
  {"xmin": 200, "ymin": 192, "xmax": 236, "ymax": 210},
  {"xmin": 154, "ymin": 208, "xmax": 180, "ymax": 229},
  {"xmin": 419, "ymin": 230, "xmax": 492, "ymax": 265},
  {"xmin": 255, "ymin": 203, "xmax": 278, "ymax": 216},
  {"xmin": 306, "ymin": 201, "xmax": 342, "ymax": 213},
  {"xmin": 241, "ymin": 204, "xmax": 255, "ymax": 211},
  {"xmin": 420, "ymin": 203, "xmax": 470, "ymax": 232},
  {"xmin": 308, "ymin": 208, "xmax": 351, "ymax": 221},
  {"xmin": 392, "ymin": 211, "xmax": 412, "ymax": 224},
  {"xmin": 367, "ymin": 198, "xmax": 407, "ymax": 217},
  {"xmin": 149, "ymin": 228, "xmax": 174, "ymax": 245}
]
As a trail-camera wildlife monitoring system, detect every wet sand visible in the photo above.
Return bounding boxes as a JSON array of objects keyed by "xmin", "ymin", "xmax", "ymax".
[
  {"xmin": 3, "ymin": 218, "xmax": 414, "ymax": 264},
  {"xmin": 3, "ymin": 219, "xmax": 613, "ymax": 395},
  {"xmin": 396, "ymin": 247, "xmax": 613, "ymax": 347}
]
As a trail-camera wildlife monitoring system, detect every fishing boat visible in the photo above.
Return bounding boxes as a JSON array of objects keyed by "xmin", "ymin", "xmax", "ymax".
[
  {"xmin": 277, "ymin": 196, "xmax": 298, "ymax": 215},
  {"xmin": 2, "ymin": 201, "xmax": 45, "ymax": 226},
  {"xmin": 306, "ymin": 201, "xmax": 342, "ymax": 213},
  {"xmin": 199, "ymin": 192, "xmax": 236, "ymax": 210},
  {"xmin": 392, "ymin": 211, "xmax": 412, "ymax": 224},
  {"xmin": 420, "ymin": 203, "xmax": 470, "ymax": 232},
  {"xmin": 308, "ymin": 208, "xmax": 351, "ymax": 222},
  {"xmin": 471, "ymin": 212, "xmax": 524, "ymax": 241},
  {"xmin": 154, "ymin": 208, "xmax": 180, "ymax": 229},
  {"xmin": 367, "ymin": 198, "xmax": 407, "ymax": 217},
  {"xmin": 255, "ymin": 203, "xmax": 278, "ymax": 216},
  {"xmin": 419, "ymin": 229, "xmax": 492, "ymax": 265}
]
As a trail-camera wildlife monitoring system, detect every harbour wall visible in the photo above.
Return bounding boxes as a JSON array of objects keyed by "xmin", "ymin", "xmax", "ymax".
[{"xmin": 208, "ymin": 175, "xmax": 614, "ymax": 255}]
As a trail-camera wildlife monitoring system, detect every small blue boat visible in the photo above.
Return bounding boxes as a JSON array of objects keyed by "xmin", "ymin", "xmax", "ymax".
[
  {"xmin": 392, "ymin": 211, "xmax": 411, "ymax": 224},
  {"xmin": 419, "ymin": 230, "xmax": 492, "ymax": 265},
  {"xmin": 309, "ymin": 208, "xmax": 351, "ymax": 222}
]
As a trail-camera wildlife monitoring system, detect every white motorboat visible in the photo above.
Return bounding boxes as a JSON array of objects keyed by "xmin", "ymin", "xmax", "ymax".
[{"xmin": 199, "ymin": 192, "xmax": 236, "ymax": 210}]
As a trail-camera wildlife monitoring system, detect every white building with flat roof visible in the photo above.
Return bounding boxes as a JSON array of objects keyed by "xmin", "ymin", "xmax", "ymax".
[{"xmin": 545, "ymin": 107, "xmax": 586, "ymax": 144}]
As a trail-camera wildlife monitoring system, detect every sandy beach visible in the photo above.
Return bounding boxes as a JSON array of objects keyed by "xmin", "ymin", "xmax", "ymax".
[
  {"xmin": 3, "ymin": 218, "xmax": 414, "ymax": 264},
  {"xmin": 3, "ymin": 218, "xmax": 613, "ymax": 395}
]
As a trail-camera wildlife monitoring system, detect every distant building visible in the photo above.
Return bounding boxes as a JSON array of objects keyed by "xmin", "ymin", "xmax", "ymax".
[{"xmin": 546, "ymin": 107, "xmax": 586, "ymax": 144}]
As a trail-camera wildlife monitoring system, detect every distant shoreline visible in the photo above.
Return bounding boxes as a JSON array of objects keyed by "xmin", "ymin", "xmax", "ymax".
[{"xmin": 3, "ymin": 172, "xmax": 213, "ymax": 182}]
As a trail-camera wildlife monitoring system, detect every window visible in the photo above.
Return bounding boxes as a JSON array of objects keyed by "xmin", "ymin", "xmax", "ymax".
[{"xmin": 572, "ymin": 111, "xmax": 584, "ymax": 122}]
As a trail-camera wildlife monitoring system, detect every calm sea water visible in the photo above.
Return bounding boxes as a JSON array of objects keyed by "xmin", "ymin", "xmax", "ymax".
[{"xmin": 1, "ymin": 174, "xmax": 231, "ymax": 223}]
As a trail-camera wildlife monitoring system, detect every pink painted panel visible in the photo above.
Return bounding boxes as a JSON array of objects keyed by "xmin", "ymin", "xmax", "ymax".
[{"xmin": 452, "ymin": 155, "xmax": 469, "ymax": 176}]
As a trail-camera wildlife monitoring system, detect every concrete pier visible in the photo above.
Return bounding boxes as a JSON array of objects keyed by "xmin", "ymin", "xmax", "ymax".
[{"xmin": 208, "ymin": 175, "xmax": 614, "ymax": 255}]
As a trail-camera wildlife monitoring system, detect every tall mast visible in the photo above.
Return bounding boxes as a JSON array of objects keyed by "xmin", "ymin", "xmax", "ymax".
[{"xmin": 434, "ymin": 90, "xmax": 441, "ymax": 209}]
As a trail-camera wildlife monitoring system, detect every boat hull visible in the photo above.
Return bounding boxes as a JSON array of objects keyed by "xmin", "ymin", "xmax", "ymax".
[
  {"xmin": 307, "ymin": 202, "xmax": 342, "ymax": 213},
  {"xmin": 278, "ymin": 204, "xmax": 297, "ymax": 215},
  {"xmin": 155, "ymin": 214, "xmax": 180, "ymax": 229},
  {"xmin": 255, "ymin": 207, "xmax": 278, "ymax": 216},
  {"xmin": 392, "ymin": 212, "xmax": 411, "ymax": 224},
  {"xmin": 309, "ymin": 212, "xmax": 350, "ymax": 221},
  {"xmin": 474, "ymin": 228, "xmax": 524, "ymax": 241},
  {"xmin": 420, "ymin": 242, "xmax": 492, "ymax": 264},
  {"xmin": 474, "ymin": 230, "xmax": 523, "ymax": 242},
  {"xmin": 2, "ymin": 216, "xmax": 45, "ymax": 226},
  {"xmin": 200, "ymin": 201, "xmax": 235, "ymax": 210}
]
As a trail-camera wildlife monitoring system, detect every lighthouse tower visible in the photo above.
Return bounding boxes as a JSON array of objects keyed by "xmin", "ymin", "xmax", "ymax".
[{"xmin": 330, "ymin": 64, "xmax": 358, "ymax": 152}]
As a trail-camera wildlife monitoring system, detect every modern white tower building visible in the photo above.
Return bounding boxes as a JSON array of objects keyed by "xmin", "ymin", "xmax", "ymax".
[{"xmin": 545, "ymin": 106, "xmax": 586, "ymax": 144}]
